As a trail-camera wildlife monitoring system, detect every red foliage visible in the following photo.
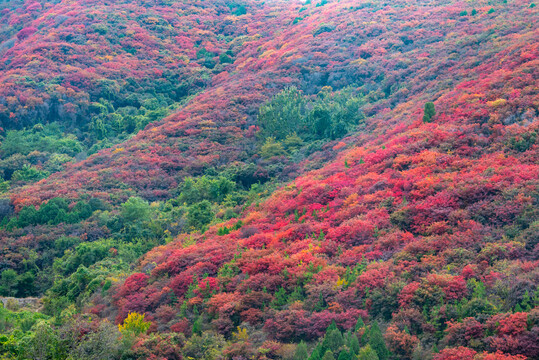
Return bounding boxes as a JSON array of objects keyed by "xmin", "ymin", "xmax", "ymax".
[
  {"xmin": 385, "ymin": 324, "xmax": 420, "ymax": 359},
  {"xmin": 114, "ymin": 273, "xmax": 149, "ymax": 299},
  {"xmin": 434, "ymin": 347, "xmax": 477, "ymax": 360},
  {"xmin": 16, "ymin": 26, "xmax": 37, "ymax": 40},
  {"xmin": 497, "ymin": 313, "xmax": 529, "ymax": 336}
]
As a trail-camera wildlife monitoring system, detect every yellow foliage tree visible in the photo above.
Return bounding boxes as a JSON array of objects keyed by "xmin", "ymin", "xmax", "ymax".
[
  {"xmin": 232, "ymin": 326, "xmax": 249, "ymax": 341},
  {"xmin": 118, "ymin": 312, "xmax": 151, "ymax": 335}
]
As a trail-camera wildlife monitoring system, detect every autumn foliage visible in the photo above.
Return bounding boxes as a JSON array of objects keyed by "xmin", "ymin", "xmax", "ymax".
[{"xmin": 0, "ymin": 0, "xmax": 537, "ymax": 359}]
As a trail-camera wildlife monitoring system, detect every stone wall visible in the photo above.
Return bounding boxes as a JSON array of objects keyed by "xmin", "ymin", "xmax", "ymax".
[{"xmin": 0, "ymin": 296, "xmax": 42, "ymax": 311}]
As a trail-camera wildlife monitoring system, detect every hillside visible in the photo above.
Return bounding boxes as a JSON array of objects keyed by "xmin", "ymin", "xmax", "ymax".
[{"xmin": 0, "ymin": 0, "xmax": 538, "ymax": 359}]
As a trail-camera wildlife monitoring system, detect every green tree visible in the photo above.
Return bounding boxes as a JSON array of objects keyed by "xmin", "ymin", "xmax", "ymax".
[
  {"xmin": 11, "ymin": 164, "xmax": 49, "ymax": 182},
  {"xmin": 520, "ymin": 290, "xmax": 532, "ymax": 311},
  {"xmin": 322, "ymin": 328, "xmax": 344, "ymax": 354},
  {"xmin": 121, "ymin": 196, "xmax": 151, "ymax": 222},
  {"xmin": 294, "ymin": 341, "xmax": 309, "ymax": 360},
  {"xmin": 289, "ymin": 286, "xmax": 305, "ymax": 302},
  {"xmin": 192, "ymin": 316, "xmax": 202, "ymax": 335},
  {"xmin": 178, "ymin": 176, "xmax": 236, "ymax": 204},
  {"xmin": 271, "ymin": 287, "xmax": 288, "ymax": 309},
  {"xmin": 210, "ymin": 177, "xmax": 235, "ymax": 202},
  {"xmin": 355, "ymin": 316, "xmax": 366, "ymax": 331},
  {"xmin": 309, "ymin": 346, "xmax": 321, "ymax": 360},
  {"xmin": 347, "ymin": 332, "xmax": 360, "ymax": 355},
  {"xmin": 260, "ymin": 137, "xmax": 286, "ymax": 158},
  {"xmin": 310, "ymin": 105, "xmax": 332, "ymax": 138},
  {"xmin": 337, "ymin": 350, "xmax": 351, "ymax": 360},
  {"xmin": 368, "ymin": 322, "xmax": 389, "ymax": 360},
  {"xmin": 234, "ymin": 4, "xmax": 247, "ymax": 15},
  {"xmin": 178, "ymin": 177, "xmax": 202, "ymax": 204},
  {"xmin": 72, "ymin": 321, "xmax": 122, "ymax": 360},
  {"xmin": 26, "ymin": 320, "xmax": 59, "ymax": 360},
  {"xmin": 0, "ymin": 269, "xmax": 17, "ymax": 296},
  {"xmin": 358, "ymin": 345, "xmax": 380, "ymax": 360},
  {"xmin": 187, "ymin": 200, "xmax": 214, "ymax": 230},
  {"xmin": 183, "ymin": 332, "xmax": 226, "ymax": 360},
  {"xmin": 322, "ymin": 351, "xmax": 335, "ymax": 360},
  {"xmin": 258, "ymin": 87, "xmax": 306, "ymax": 140},
  {"xmin": 16, "ymin": 272, "xmax": 36, "ymax": 297},
  {"xmin": 283, "ymin": 133, "xmax": 304, "ymax": 150},
  {"xmin": 219, "ymin": 52, "xmax": 234, "ymax": 64},
  {"xmin": 37, "ymin": 197, "xmax": 69, "ymax": 224},
  {"xmin": 422, "ymin": 102, "xmax": 436, "ymax": 123},
  {"xmin": 330, "ymin": 118, "xmax": 349, "ymax": 140},
  {"xmin": 91, "ymin": 116, "xmax": 108, "ymax": 139},
  {"xmin": 72, "ymin": 201, "xmax": 93, "ymax": 220}
]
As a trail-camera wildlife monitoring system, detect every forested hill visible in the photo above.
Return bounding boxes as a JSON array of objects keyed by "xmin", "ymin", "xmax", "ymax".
[{"xmin": 0, "ymin": 0, "xmax": 537, "ymax": 359}]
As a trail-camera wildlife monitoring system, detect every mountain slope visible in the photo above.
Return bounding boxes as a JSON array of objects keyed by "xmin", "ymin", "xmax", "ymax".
[
  {"xmin": 110, "ymin": 8, "xmax": 539, "ymax": 358},
  {"xmin": 0, "ymin": 0, "xmax": 537, "ymax": 359}
]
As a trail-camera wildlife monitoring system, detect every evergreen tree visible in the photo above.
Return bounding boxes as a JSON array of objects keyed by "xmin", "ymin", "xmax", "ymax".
[
  {"xmin": 355, "ymin": 317, "xmax": 365, "ymax": 331},
  {"xmin": 192, "ymin": 316, "xmax": 202, "ymax": 335},
  {"xmin": 422, "ymin": 102, "xmax": 436, "ymax": 122},
  {"xmin": 337, "ymin": 350, "xmax": 351, "ymax": 360},
  {"xmin": 357, "ymin": 345, "xmax": 379, "ymax": 360},
  {"xmin": 294, "ymin": 341, "xmax": 309, "ymax": 360},
  {"xmin": 327, "ymin": 321, "xmax": 338, "ymax": 333},
  {"xmin": 309, "ymin": 345, "xmax": 322, "ymax": 360},
  {"xmin": 271, "ymin": 287, "xmax": 288, "ymax": 309},
  {"xmin": 368, "ymin": 322, "xmax": 389, "ymax": 360},
  {"xmin": 321, "ymin": 351, "xmax": 336, "ymax": 360},
  {"xmin": 289, "ymin": 286, "xmax": 305, "ymax": 302},
  {"xmin": 347, "ymin": 332, "xmax": 360, "ymax": 355},
  {"xmin": 521, "ymin": 290, "xmax": 532, "ymax": 311},
  {"xmin": 322, "ymin": 328, "xmax": 344, "ymax": 354},
  {"xmin": 315, "ymin": 292, "xmax": 327, "ymax": 311}
]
